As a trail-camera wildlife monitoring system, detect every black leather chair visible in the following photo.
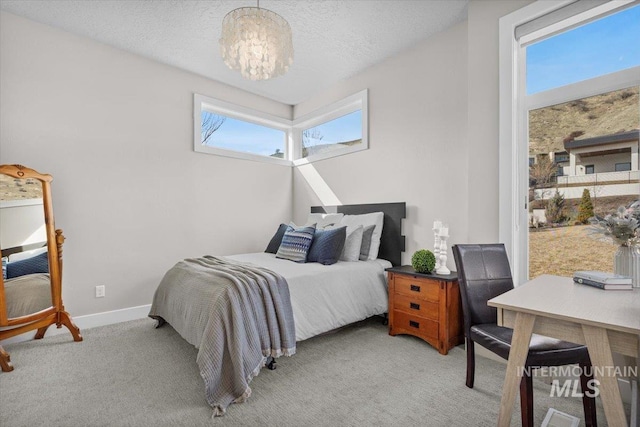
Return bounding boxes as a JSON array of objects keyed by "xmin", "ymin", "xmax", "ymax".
[{"xmin": 452, "ymin": 243, "xmax": 596, "ymax": 427}]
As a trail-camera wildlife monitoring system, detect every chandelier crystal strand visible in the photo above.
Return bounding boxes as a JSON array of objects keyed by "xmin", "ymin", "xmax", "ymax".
[{"xmin": 219, "ymin": 5, "xmax": 294, "ymax": 81}]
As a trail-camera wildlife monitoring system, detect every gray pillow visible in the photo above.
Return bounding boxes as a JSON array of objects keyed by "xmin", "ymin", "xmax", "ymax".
[
  {"xmin": 359, "ymin": 225, "xmax": 376, "ymax": 261},
  {"xmin": 340, "ymin": 225, "xmax": 364, "ymax": 262},
  {"xmin": 265, "ymin": 223, "xmax": 288, "ymax": 254}
]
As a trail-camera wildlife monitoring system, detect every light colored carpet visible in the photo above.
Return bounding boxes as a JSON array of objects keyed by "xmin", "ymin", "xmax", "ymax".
[{"xmin": 0, "ymin": 317, "xmax": 612, "ymax": 426}]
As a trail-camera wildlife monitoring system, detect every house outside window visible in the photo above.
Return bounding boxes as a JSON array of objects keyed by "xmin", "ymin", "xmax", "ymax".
[{"xmin": 585, "ymin": 165, "xmax": 595, "ymax": 174}]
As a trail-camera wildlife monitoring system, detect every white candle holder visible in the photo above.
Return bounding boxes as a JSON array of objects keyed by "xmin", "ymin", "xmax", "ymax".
[
  {"xmin": 433, "ymin": 227, "xmax": 441, "ymax": 270},
  {"xmin": 436, "ymin": 233, "xmax": 450, "ymax": 275}
]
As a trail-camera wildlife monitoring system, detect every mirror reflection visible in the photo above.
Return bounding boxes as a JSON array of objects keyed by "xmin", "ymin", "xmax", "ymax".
[{"xmin": 0, "ymin": 174, "xmax": 52, "ymax": 318}]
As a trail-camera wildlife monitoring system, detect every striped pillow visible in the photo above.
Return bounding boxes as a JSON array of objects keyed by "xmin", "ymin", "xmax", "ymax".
[{"xmin": 275, "ymin": 224, "xmax": 316, "ymax": 263}]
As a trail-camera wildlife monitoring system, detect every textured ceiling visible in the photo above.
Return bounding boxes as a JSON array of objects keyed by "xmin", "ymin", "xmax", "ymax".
[{"xmin": 0, "ymin": 0, "xmax": 469, "ymax": 105}]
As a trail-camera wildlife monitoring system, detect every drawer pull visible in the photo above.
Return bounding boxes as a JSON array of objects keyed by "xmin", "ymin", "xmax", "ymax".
[
  {"xmin": 409, "ymin": 320, "xmax": 420, "ymax": 329},
  {"xmin": 409, "ymin": 302, "xmax": 420, "ymax": 310},
  {"xmin": 410, "ymin": 284, "xmax": 421, "ymax": 292}
]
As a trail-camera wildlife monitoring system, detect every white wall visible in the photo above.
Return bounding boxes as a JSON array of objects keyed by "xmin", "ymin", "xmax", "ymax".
[
  {"xmin": 0, "ymin": 1, "xmax": 534, "ymax": 317},
  {"xmin": 292, "ymin": 23, "xmax": 468, "ymax": 267},
  {"xmin": 467, "ymin": 0, "xmax": 532, "ymax": 244},
  {"xmin": 291, "ymin": 1, "xmax": 530, "ymax": 267},
  {"xmin": 0, "ymin": 12, "xmax": 293, "ymax": 317},
  {"xmin": 0, "ymin": 202, "xmax": 46, "ymax": 249}
]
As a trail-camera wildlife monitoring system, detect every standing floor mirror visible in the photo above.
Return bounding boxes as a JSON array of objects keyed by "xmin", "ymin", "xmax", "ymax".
[{"xmin": 0, "ymin": 164, "xmax": 82, "ymax": 372}]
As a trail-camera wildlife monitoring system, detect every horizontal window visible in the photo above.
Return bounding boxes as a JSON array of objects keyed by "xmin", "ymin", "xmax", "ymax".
[
  {"xmin": 302, "ymin": 110, "xmax": 362, "ymax": 158},
  {"xmin": 194, "ymin": 90, "xmax": 368, "ymax": 165},
  {"xmin": 554, "ymin": 153, "xmax": 569, "ymax": 163},
  {"xmin": 194, "ymin": 94, "xmax": 291, "ymax": 166},
  {"xmin": 293, "ymin": 90, "xmax": 368, "ymax": 164},
  {"xmin": 615, "ymin": 162, "xmax": 631, "ymax": 171}
]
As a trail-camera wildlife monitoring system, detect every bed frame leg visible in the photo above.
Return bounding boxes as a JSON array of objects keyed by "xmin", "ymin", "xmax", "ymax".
[{"xmin": 266, "ymin": 357, "xmax": 277, "ymax": 370}]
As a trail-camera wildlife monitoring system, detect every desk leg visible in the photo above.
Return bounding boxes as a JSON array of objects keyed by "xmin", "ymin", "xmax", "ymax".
[
  {"xmin": 498, "ymin": 312, "xmax": 536, "ymax": 427},
  {"xmin": 582, "ymin": 325, "xmax": 628, "ymax": 427},
  {"xmin": 632, "ymin": 336, "xmax": 639, "ymax": 427}
]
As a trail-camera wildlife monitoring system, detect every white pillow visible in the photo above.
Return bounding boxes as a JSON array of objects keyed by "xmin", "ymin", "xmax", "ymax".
[
  {"xmin": 8, "ymin": 246, "xmax": 47, "ymax": 262},
  {"xmin": 306, "ymin": 213, "xmax": 344, "ymax": 229},
  {"xmin": 339, "ymin": 212, "xmax": 384, "ymax": 260},
  {"xmin": 338, "ymin": 225, "xmax": 364, "ymax": 262}
]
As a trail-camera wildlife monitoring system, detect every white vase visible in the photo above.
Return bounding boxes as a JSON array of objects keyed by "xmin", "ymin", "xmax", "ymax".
[{"xmin": 613, "ymin": 245, "xmax": 640, "ymax": 288}]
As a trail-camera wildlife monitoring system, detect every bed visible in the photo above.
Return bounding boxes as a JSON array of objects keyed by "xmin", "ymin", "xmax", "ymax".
[
  {"xmin": 2, "ymin": 244, "xmax": 51, "ymax": 319},
  {"xmin": 149, "ymin": 202, "xmax": 406, "ymax": 416}
]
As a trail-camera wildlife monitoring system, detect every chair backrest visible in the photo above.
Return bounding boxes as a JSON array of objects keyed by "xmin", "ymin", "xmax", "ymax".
[{"xmin": 452, "ymin": 244, "xmax": 514, "ymax": 334}]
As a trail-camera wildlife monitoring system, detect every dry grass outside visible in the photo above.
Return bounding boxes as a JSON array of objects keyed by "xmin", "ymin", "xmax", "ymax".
[{"xmin": 529, "ymin": 225, "xmax": 618, "ymax": 279}]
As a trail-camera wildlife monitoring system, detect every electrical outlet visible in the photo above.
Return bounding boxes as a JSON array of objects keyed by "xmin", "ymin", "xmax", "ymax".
[{"xmin": 95, "ymin": 285, "xmax": 105, "ymax": 298}]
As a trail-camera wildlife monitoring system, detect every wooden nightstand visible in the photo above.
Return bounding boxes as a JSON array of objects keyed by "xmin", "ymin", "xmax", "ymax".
[{"xmin": 386, "ymin": 266, "xmax": 463, "ymax": 355}]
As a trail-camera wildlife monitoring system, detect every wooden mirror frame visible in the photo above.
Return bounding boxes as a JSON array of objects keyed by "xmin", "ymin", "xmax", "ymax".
[{"xmin": 0, "ymin": 164, "xmax": 82, "ymax": 372}]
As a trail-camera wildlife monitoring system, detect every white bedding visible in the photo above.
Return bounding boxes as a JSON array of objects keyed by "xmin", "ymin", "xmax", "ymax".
[{"xmin": 226, "ymin": 253, "xmax": 391, "ymax": 341}]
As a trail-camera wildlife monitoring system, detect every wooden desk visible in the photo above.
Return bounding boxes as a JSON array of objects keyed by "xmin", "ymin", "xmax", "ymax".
[{"xmin": 488, "ymin": 275, "xmax": 640, "ymax": 427}]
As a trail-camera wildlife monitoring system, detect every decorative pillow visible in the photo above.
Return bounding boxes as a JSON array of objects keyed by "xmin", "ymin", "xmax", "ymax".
[
  {"xmin": 275, "ymin": 224, "xmax": 316, "ymax": 263},
  {"xmin": 339, "ymin": 225, "xmax": 364, "ymax": 262},
  {"xmin": 6, "ymin": 251, "xmax": 49, "ymax": 279},
  {"xmin": 359, "ymin": 225, "xmax": 376, "ymax": 261},
  {"xmin": 265, "ymin": 223, "xmax": 289, "ymax": 254},
  {"xmin": 339, "ymin": 212, "xmax": 384, "ymax": 260},
  {"xmin": 306, "ymin": 213, "xmax": 344, "ymax": 229},
  {"xmin": 307, "ymin": 226, "xmax": 347, "ymax": 265}
]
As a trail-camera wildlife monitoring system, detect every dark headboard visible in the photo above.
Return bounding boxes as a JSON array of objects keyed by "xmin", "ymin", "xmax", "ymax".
[{"xmin": 311, "ymin": 202, "xmax": 406, "ymax": 266}]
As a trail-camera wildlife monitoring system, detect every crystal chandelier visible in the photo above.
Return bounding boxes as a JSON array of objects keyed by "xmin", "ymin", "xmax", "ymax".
[{"xmin": 219, "ymin": 1, "xmax": 294, "ymax": 81}]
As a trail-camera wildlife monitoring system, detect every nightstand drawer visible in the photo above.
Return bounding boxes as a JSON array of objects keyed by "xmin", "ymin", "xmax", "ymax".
[
  {"xmin": 392, "ymin": 311, "xmax": 439, "ymax": 340},
  {"xmin": 393, "ymin": 293, "xmax": 439, "ymax": 321},
  {"xmin": 394, "ymin": 275, "xmax": 439, "ymax": 301}
]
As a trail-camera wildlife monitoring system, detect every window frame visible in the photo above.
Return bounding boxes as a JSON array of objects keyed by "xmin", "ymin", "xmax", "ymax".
[
  {"xmin": 291, "ymin": 90, "xmax": 368, "ymax": 165},
  {"xmin": 193, "ymin": 94, "xmax": 293, "ymax": 166},
  {"xmin": 499, "ymin": 0, "xmax": 640, "ymax": 285}
]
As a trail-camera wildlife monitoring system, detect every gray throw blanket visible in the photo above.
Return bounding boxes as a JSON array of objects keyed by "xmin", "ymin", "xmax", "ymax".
[{"xmin": 148, "ymin": 256, "xmax": 296, "ymax": 416}]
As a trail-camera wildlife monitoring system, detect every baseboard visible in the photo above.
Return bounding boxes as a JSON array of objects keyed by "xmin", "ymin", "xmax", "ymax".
[{"xmin": 1, "ymin": 304, "xmax": 152, "ymax": 346}]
